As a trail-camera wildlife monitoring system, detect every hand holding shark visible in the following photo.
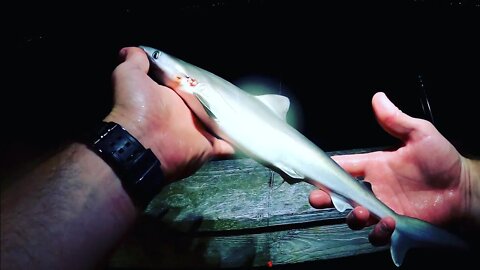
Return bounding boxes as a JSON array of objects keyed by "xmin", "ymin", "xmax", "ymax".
[{"xmin": 310, "ymin": 92, "xmax": 480, "ymax": 247}]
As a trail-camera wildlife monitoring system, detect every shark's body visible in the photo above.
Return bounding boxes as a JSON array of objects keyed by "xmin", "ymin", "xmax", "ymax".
[{"xmin": 140, "ymin": 46, "xmax": 467, "ymax": 267}]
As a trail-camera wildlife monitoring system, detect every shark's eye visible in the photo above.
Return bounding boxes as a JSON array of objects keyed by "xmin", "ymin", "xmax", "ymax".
[{"xmin": 152, "ymin": 51, "xmax": 161, "ymax": 59}]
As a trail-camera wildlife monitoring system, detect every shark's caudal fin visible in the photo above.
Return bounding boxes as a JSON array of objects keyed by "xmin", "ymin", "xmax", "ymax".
[{"xmin": 390, "ymin": 215, "xmax": 468, "ymax": 267}]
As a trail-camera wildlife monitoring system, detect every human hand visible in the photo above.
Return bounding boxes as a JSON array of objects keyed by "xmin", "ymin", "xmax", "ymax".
[
  {"xmin": 104, "ymin": 47, "xmax": 234, "ymax": 182},
  {"xmin": 309, "ymin": 92, "xmax": 476, "ymax": 246}
]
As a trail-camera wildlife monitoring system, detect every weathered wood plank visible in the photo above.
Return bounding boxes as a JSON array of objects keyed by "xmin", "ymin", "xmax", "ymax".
[
  {"xmin": 108, "ymin": 221, "xmax": 386, "ymax": 269},
  {"xmin": 146, "ymin": 158, "xmax": 274, "ymax": 231},
  {"xmin": 146, "ymin": 156, "xmax": 353, "ymax": 232},
  {"xmin": 268, "ymin": 224, "xmax": 382, "ymax": 264},
  {"xmin": 110, "ymin": 148, "xmax": 390, "ymax": 268}
]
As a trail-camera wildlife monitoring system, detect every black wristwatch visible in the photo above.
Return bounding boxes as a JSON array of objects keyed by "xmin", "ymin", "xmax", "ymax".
[{"xmin": 85, "ymin": 121, "xmax": 165, "ymax": 208}]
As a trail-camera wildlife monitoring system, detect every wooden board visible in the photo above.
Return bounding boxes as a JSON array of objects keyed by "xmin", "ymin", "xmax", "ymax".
[{"xmin": 108, "ymin": 149, "xmax": 389, "ymax": 268}]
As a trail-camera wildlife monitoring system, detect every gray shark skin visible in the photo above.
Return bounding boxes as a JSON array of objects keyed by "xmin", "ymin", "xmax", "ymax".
[{"xmin": 140, "ymin": 46, "xmax": 467, "ymax": 267}]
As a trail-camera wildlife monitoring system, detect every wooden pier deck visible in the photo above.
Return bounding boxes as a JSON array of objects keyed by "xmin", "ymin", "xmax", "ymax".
[{"xmin": 108, "ymin": 149, "xmax": 391, "ymax": 269}]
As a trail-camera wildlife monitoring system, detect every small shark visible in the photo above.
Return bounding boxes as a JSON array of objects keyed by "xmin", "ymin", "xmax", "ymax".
[{"xmin": 140, "ymin": 46, "xmax": 467, "ymax": 267}]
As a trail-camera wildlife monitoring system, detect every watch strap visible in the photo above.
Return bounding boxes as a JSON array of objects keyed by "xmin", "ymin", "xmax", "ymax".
[{"xmin": 87, "ymin": 121, "xmax": 164, "ymax": 208}]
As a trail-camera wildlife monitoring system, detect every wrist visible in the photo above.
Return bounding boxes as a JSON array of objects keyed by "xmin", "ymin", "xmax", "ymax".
[
  {"xmin": 84, "ymin": 119, "xmax": 165, "ymax": 208},
  {"xmin": 73, "ymin": 143, "xmax": 139, "ymax": 217},
  {"xmin": 103, "ymin": 113, "xmax": 164, "ymax": 171},
  {"xmin": 103, "ymin": 113, "xmax": 148, "ymax": 148},
  {"xmin": 103, "ymin": 113, "xmax": 174, "ymax": 182}
]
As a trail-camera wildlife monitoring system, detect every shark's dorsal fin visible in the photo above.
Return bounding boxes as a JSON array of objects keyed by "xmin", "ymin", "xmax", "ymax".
[{"xmin": 255, "ymin": 94, "xmax": 290, "ymax": 121}]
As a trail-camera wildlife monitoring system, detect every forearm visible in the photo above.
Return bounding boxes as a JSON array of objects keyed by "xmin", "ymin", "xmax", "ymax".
[{"xmin": 1, "ymin": 143, "xmax": 137, "ymax": 270}]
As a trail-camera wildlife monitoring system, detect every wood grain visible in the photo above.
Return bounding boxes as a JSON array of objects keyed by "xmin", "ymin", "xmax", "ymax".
[{"xmin": 109, "ymin": 148, "xmax": 389, "ymax": 268}]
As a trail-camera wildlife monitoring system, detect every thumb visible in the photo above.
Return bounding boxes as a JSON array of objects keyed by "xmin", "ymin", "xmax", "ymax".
[
  {"xmin": 197, "ymin": 125, "xmax": 236, "ymax": 158},
  {"xmin": 372, "ymin": 92, "xmax": 417, "ymax": 141},
  {"xmin": 212, "ymin": 138, "xmax": 236, "ymax": 158},
  {"xmin": 118, "ymin": 47, "xmax": 150, "ymax": 73}
]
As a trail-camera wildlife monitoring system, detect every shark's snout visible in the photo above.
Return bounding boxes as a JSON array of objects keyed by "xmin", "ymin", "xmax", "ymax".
[{"xmin": 139, "ymin": 45, "xmax": 162, "ymax": 60}]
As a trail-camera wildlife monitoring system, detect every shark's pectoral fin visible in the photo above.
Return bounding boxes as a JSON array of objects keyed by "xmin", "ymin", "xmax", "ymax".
[
  {"xmin": 193, "ymin": 92, "xmax": 218, "ymax": 121},
  {"xmin": 255, "ymin": 94, "xmax": 290, "ymax": 121},
  {"xmin": 330, "ymin": 193, "xmax": 354, "ymax": 212}
]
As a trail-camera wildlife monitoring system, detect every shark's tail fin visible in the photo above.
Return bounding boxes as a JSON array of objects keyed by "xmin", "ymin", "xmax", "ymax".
[{"xmin": 390, "ymin": 215, "xmax": 468, "ymax": 267}]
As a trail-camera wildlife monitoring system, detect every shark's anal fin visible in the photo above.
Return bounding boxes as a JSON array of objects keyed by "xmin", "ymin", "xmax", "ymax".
[
  {"xmin": 330, "ymin": 193, "xmax": 354, "ymax": 212},
  {"xmin": 255, "ymin": 94, "xmax": 290, "ymax": 121}
]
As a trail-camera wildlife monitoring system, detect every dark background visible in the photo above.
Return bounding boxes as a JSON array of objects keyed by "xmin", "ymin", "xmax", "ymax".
[
  {"xmin": 3, "ymin": 1, "xmax": 479, "ymax": 174},
  {"xmin": 2, "ymin": 0, "xmax": 480, "ymax": 268}
]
